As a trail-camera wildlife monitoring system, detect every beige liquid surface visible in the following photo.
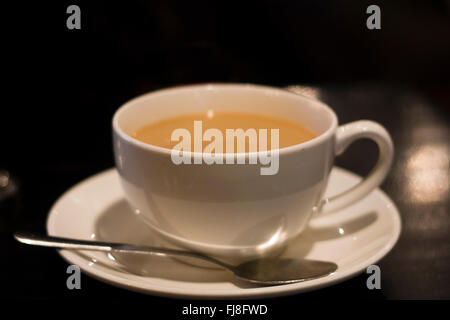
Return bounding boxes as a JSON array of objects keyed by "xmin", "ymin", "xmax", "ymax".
[{"xmin": 132, "ymin": 111, "xmax": 317, "ymax": 151}]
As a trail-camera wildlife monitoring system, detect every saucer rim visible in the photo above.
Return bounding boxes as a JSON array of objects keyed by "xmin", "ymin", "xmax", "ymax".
[{"xmin": 46, "ymin": 167, "xmax": 401, "ymax": 299}]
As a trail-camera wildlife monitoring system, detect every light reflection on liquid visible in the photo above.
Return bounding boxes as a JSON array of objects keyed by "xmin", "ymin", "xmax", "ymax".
[{"xmin": 406, "ymin": 144, "xmax": 449, "ymax": 203}]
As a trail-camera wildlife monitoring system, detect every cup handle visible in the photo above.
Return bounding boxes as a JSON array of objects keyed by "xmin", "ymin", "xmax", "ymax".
[{"xmin": 317, "ymin": 120, "xmax": 394, "ymax": 215}]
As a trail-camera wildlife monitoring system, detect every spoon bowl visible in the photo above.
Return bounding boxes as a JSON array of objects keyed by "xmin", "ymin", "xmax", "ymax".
[{"xmin": 232, "ymin": 258, "xmax": 337, "ymax": 285}]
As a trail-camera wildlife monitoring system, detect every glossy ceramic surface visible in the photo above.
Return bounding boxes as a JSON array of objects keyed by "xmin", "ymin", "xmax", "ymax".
[
  {"xmin": 46, "ymin": 167, "xmax": 401, "ymax": 299},
  {"xmin": 112, "ymin": 84, "xmax": 393, "ymax": 261}
]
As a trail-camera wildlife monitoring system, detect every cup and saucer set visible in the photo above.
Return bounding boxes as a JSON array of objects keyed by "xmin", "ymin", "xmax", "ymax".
[{"xmin": 45, "ymin": 84, "xmax": 400, "ymax": 299}]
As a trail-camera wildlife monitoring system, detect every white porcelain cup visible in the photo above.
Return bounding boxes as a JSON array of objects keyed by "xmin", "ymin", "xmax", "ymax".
[{"xmin": 113, "ymin": 84, "xmax": 393, "ymax": 262}]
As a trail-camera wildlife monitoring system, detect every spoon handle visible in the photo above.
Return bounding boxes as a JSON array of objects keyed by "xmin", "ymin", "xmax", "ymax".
[{"xmin": 14, "ymin": 232, "xmax": 230, "ymax": 269}]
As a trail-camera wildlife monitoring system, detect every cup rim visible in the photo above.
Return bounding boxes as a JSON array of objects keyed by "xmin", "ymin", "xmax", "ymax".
[{"xmin": 112, "ymin": 83, "xmax": 338, "ymax": 157}]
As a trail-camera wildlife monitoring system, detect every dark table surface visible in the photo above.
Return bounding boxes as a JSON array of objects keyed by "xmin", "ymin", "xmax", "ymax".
[{"xmin": 2, "ymin": 83, "xmax": 449, "ymax": 303}]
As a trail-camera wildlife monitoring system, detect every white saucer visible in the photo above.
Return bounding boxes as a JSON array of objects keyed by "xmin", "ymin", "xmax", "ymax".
[{"xmin": 46, "ymin": 167, "xmax": 401, "ymax": 299}]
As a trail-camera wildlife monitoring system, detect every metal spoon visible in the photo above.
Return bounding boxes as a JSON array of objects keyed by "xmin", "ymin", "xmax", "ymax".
[{"xmin": 14, "ymin": 232, "xmax": 337, "ymax": 285}]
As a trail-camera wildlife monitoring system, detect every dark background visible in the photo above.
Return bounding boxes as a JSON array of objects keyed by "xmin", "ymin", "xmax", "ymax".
[{"xmin": 3, "ymin": 0, "xmax": 450, "ymax": 304}]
